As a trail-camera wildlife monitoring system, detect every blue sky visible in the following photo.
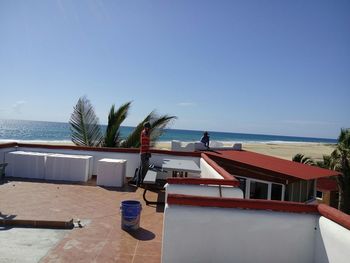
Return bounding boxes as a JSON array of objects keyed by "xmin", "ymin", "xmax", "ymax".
[{"xmin": 0, "ymin": 0, "xmax": 349, "ymax": 138}]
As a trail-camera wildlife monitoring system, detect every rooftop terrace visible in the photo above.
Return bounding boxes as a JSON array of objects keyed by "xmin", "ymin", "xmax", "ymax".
[
  {"xmin": 0, "ymin": 180, "xmax": 163, "ymax": 263},
  {"xmin": 1, "ymin": 142, "xmax": 349, "ymax": 262}
]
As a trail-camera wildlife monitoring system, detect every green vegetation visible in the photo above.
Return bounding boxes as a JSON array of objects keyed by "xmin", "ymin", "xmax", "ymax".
[
  {"xmin": 69, "ymin": 96, "xmax": 176, "ymax": 148},
  {"xmin": 292, "ymin": 153, "xmax": 315, "ymax": 165},
  {"xmin": 293, "ymin": 128, "xmax": 350, "ymax": 214}
]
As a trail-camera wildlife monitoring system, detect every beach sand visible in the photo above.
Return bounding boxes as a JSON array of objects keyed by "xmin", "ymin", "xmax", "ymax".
[{"xmin": 154, "ymin": 141, "xmax": 335, "ymax": 162}]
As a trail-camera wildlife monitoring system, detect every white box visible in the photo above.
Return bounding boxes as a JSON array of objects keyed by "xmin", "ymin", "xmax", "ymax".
[
  {"xmin": 45, "ymin": 154, "xmax": 92, "ymax": 182},
  {"xmin": 5, "ymin": 151, "xmax": 47, "ymax": 179},
  {"xmin": 97, "ymin": 158, "xmax": 127, "ymax": 187}
]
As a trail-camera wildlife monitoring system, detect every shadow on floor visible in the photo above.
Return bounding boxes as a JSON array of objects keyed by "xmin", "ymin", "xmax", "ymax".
[
  {"xmin": 124, "ymin": 227, "xmax": 156, "ymax": 241},
  {"xmin": 0, "ymin": 212, "xmax": 17, "ymax": 220},
  {"xmin": 0, "ymin": 226, "xmax": 13, "ymax": 231},
  {"xmin": 0, "ymin": 213, "xmax": 16, "ymax": 231},
  {"xmin": 99, "ymin": 185, "xmax": 137, "ymax": 193}
]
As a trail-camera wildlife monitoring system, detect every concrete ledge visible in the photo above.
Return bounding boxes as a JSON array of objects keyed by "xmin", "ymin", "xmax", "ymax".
[{"xmin": 0, "ymin": 219, "xmax": 74, "ymax": 229}]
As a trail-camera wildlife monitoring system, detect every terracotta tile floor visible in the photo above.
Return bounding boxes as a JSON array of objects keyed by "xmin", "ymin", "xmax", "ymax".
[{"xmin": 0, "ymin": 179, "xmax": 164, "ymax": 263}]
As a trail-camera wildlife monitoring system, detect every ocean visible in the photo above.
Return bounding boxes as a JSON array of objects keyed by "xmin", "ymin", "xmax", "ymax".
[{"xmin": 0, "ymin": 119, "xmax": 337, "ymax": 144}]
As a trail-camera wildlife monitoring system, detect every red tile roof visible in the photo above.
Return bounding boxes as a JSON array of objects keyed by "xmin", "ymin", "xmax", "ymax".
[
  {"xmin": 205, "ymin": 150, "xmax": 340, "ymax": 181},
  {"xmin": 317, "ymin": 177, "xmax": 338, "ymax": 192}
]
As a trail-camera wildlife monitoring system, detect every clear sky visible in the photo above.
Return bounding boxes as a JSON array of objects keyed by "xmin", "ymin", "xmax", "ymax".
[{"xmin": 0, "ymin": 0, "xmax": 349, "ymax": 138}]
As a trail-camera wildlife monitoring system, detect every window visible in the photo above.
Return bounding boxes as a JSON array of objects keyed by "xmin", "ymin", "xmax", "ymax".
[
  {"xmin": 236, "ymin": 177, "xmax": 246, "ymax": 198},
  {"xmin": 271, "ymin": 183, "xmax": 283, "ymax": 201},
  {"xmin": 307, "ymin": 180, "xmax": 315, "ymax": 200},
  {"xmin": 316, "ymin": 191, "xmax": 323, "ymax": 200},
  {"xmin": 250, "ymin": 181, "xmax": 268, "ymax": 199}
]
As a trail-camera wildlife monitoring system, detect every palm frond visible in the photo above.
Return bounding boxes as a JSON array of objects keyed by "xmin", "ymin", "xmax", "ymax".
[
  {"xmin": 292, "ymin": 153, "xmax": 314, "ymax": 165},
  {"xmin": 69, "ymin": 96, "xmax": 103, "ymax": 147},
  {"xmin": 103, "ymin": 102, "xmax": 131, "ymax": 147},
  {"xmin": 316, "ymin": 155, "xmax": 333, "ymax": 169},
  {"xmin": 149, "ymin": 114, "xmax": 177, "ymax": 146},
  {"xmin": 120, "ymin": 112, "xmax": 153, "ymax": 148},
  {"xmin": 338, "ymin": 128, "xmax": 350, "ymax": 148}
]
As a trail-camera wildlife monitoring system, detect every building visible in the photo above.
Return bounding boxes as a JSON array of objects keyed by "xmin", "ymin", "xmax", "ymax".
[{"xmin": 0, "ymin": 142, "xmax": 348, "ymax": 262}]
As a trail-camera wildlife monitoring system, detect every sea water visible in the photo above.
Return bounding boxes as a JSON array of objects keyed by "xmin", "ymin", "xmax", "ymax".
[{"xmin": 0, "ymin": 119, "xmax": 337, "ymax": 144}]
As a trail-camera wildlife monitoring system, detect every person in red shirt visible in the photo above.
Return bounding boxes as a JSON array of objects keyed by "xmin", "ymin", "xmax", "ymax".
[{"xmin": 129, "ymin": 122, "xmax": 151, "ymax": 186}]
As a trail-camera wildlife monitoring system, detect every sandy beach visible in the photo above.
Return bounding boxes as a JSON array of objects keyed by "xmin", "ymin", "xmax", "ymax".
[{"xmin": 154, "ymin": 141, "xmax": 335, "ymax": 162}]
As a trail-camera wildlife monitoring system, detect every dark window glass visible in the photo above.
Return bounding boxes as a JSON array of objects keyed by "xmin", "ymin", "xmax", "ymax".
[
  {"xmin": 271, "ymin": 184, "xmax": 282, "ymax": 200},
  {"xmin": 250, "ymin": 181, "xmax": 268, "ymax": 200},
  {"xmin": 300, "ymin": 181, "xmax": 308, "ymax": 202},
  {"xmin": 316, "ymin": 191, "xmax": 323, "ymax": 199},
  {"xmin": 307, "ymin": 180, "xmax": 315, "ymax": 200},
  {"xmin": 236, "ymin": 177, "xmax": 246, "ymax": 198}
]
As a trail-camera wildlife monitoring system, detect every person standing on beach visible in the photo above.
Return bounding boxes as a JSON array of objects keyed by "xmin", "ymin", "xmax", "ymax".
[
  {"xmin": 129, "ymin": 122, "xmax": 151, "ymax": 186},
  {"xmin": 200, "ymin": 131, "xmax": 210, "ymax": 148}
]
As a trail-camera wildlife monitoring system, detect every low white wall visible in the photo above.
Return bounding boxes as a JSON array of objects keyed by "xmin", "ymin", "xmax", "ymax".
[
  {"xmin": 11, "ymin": 147, "xmax": 140, "ymax": 178},
  {"xmin": 151, "ymin": 153, "xmax": 200, "ymax": 167},
  {"xmin": 162, "ymin": 205, "xmax": 317, "ymax": 263},
  {"xmin": 165, "ymin": 184, "xmax": 243, "ymax": 200},
  {"xmin": 7, "ymin": 147, "xmax": 200, "ymax": 179},
  {"xmin": 314, "ymin": 216, "xmax": 350, "ymax": 263},
  {"xmin": 200, "ymin": 158, "xmax": 225, "ymax": 179},
  {"xmin": 0, "ymin": 146, "xmax": 17, "ymax": 163}
]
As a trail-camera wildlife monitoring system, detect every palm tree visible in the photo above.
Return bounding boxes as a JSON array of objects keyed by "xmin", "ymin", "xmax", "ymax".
[
  {"xmin": 69, "ymin": 96, "xmax": 104, "ymax": 147},
  {"xmin": 69, "ymin": 97, "xmax": 176, "ymax": 148},
  {"xmin": 330, "ymin": 129, "xmax": 350, "ymax": 213},
  {"xmin": 121, "ymin": 111, "xmax": 176, "ymax": 148},
  {"xmin": 103, "ymin": 102, "xmax": 131, "ymax": 147},
  {"xmin": 292, "ymin": 153, "xmax": 315, "ymax": 165},
  {"xmin": 316, "ymin": 155, "xmax": 333, "ymax": 169},
  {"xmin": 316, "ymin": 129, "xmax": 350, "ymax": 214}
]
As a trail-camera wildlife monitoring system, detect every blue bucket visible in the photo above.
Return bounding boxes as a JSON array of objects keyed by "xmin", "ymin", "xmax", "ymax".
[{"xmin": 120, "ymin": 200, "xmax": 142, "ymax": 231}]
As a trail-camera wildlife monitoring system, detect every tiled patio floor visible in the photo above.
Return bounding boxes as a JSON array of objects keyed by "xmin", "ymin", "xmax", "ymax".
[{"xmin": 0, "ymin": 179, "xmax": 164, "ymax": 263}]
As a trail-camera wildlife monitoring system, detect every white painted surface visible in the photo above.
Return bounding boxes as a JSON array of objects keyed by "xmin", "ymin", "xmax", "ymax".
[
  {"xmin": 96, "ymin": 158, "xmax": 127, "ymax": 187},
  {"xmin": 0, "ymin": 228, "xmax": 68, "ymax": 263},
  {"xmin": 17, "ymin": 146, "xmax": 139, "ymax": 178},
  {"xmin": 5, "ymin": 151, "xmax": 47, "ymax": 179},
  {"xmin": 165, "ymin": 184, "xmax": 243, "ymax": 200},
  {"xmin": 314, "ymin": 216, "xmax": 350, "ymax": 263},
  {"xmin": 171, "ymin": 141, "xmax": 195, "ymax": 152},
  {"xmin": 162, "ymin": 205, "xmax": 317, "ymax": 263},
  {"xmin": 151, "ymin": 153, "xmax": 201, "ymax": 178},
  {"xmin": 0, "ymin": 146, "xmax": 17, "ymax": 164},
  {"xmin": 10, "ymin": 147, "xmax": 202, "ymax": 181},
  {"xmin": 45, "ymin": 154, "xmax": 92, "ymax": 182},
  {"xmin": 200, "ymin": 158, "xmax": 225, "ymax": 179}
]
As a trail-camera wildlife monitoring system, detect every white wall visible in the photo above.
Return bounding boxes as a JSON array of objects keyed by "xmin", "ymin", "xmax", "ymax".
[
  {"xmin": 9, "ymin": 147, "xmax": 140, "ymax": 178},
  {"xmin": 0, "ymin": 146, "xmax": 17, "ymax": 163},
  {"xmin": 162, "ymin": 205, "xmax": 317, "ymax": 263},
  {"xmin": 6, "ymin": 147, "xmax": 200, "ymax": 179},
  {"xmin": 165, "ymin": 184, "xmax": 243, "ymax": 200},
  {"xmin": 314, "ymin": 216, "xmax": 350, "ymax": 263},
  {"xmin": 200, "ymin": 158, "xmax": 225, "ymax": 179}
]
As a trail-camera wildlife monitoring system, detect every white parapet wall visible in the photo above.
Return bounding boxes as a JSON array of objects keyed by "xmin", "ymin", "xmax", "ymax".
[
  {"xmin": 6, "ymin": 145, "xmax": 201, "ymax": 179},
  {"xmin": 200, "ymin": 157, "xmax": 225, "ymax": 179},
  {"xmin": 0, "ymin": 145, "xmax": 17, "ymax": 163},
  {"xmin": 314, "ymin": 216, "xmax": 350, "ymax": 263},
  {"xmin": 12, "ymin": 146, "xmax": 140, "ymax": 178},
  {"xmin": 162, "ymin": 205, "xmax": 317, "ymax": 263},
  {"xmin": 165, "ymin": 184, "xmax": 243, "ymax": 200}
]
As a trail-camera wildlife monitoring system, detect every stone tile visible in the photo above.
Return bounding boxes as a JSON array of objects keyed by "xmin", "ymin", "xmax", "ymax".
[
  {"xmin": 132, "ymin": 254, "xmax": 161, "ymax": 263},
  {"xmin": 0, "ymin": 180, "xmax": 163, "ymax": 262}
]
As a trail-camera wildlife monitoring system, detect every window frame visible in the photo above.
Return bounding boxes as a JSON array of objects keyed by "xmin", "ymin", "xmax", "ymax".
[{"xmin": 235, "ymin": 176, "xmax": 285, "ymax": 201}]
